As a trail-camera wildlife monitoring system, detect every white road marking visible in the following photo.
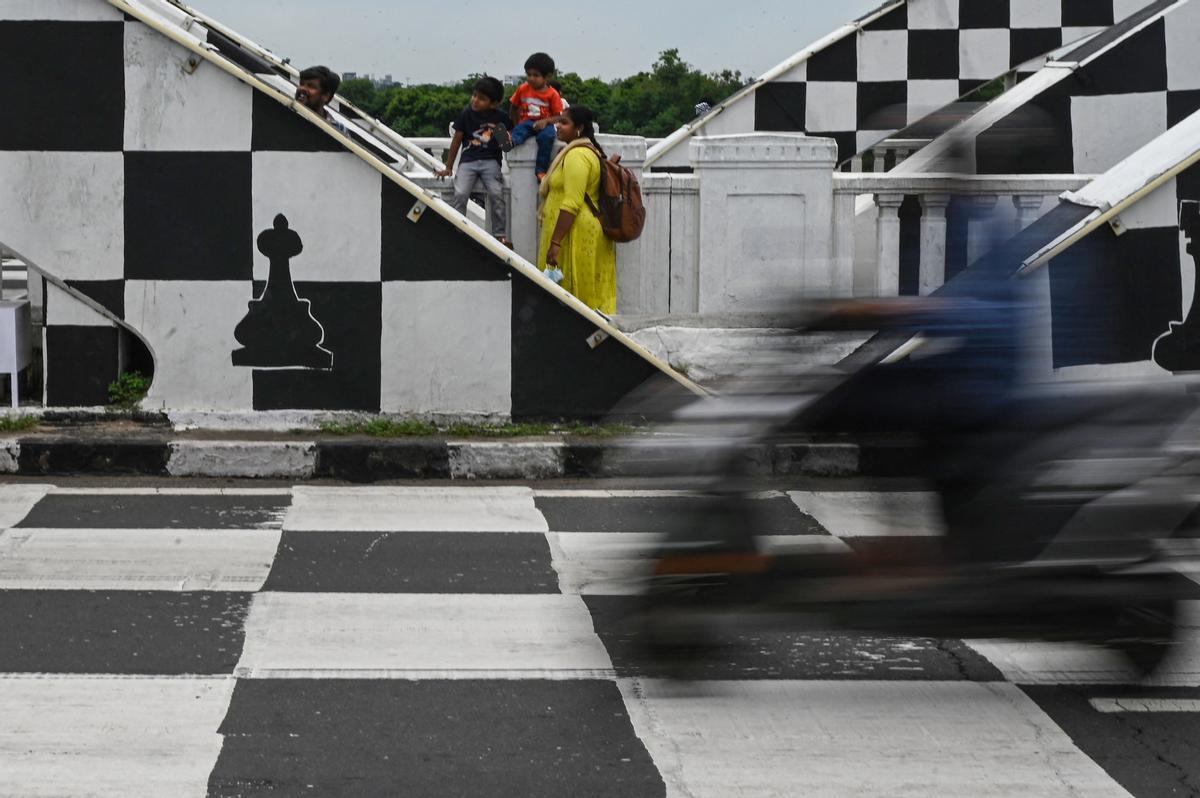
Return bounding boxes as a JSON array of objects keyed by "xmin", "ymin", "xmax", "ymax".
[
  {"xmin": 231, "ymin": 668, "xmax": 619, "ymax": 680},
  {"xmin": 533, "ymin": 489, "xmax": 789, "ymax": 499},
  {"xmin": 966, "ymin": 601, "xmax": 1200, "ymax": 686},
  {"xmin": 1090, "ymin": 698, "xmax": 1200, "ymax": 713},
  {"xmin": 547, "ymin": 532, "xmax": 851, "ymax": 595},
  {"xmin": 0, "ymin": 484, "xmax": 53, "ymax": 528},
  {"xmin": 0, "ymin": 676, "xmax": 235, "ymax": 798},
  {"xmin": 285, "ymin": 486, "xmax": 549, "ymax": 531},
  {"xmin": 618, "ymin": 679, "xmax": 1133, "ymax": 798},
  {"xmin": 235, "ymin": 593, "xmax": 612, "ymax": 676},
  {"xmin": 788, "ymin": 490, "xmax": 944, "ymax": 537},
  {"xmin": 0, "ymin": 529, "xmax": 281, "ymax": 591},
  {"xmin": 547, "ymin": 532, "xmax": 658, "ymax": 595},
  {"xmin": 49, "ymin": 487, "xmax": 293, "ymax": 496}
]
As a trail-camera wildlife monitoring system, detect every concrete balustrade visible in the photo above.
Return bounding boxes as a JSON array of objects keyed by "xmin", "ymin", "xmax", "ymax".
[
  {"xmin": 834, "ymin": 173, "xmax": 1093, "ymax": 297},
  {"xmin": 918, "ymin": 193, "xmax": 951, "ymax": 296},
  {"xmin": 874, "ymin": 194, "xmax": 905, "ymax": 297},
  {"xmin": 849, "ymin": 138, "xmax": 931, "ymax": 173},
  {"xmin": 691, "ymin": 134, "xmax": 839, "ymax": 312},
  {"xmin": 408, "ymin": 131, "xmax": 1097, "ymax": 310}
]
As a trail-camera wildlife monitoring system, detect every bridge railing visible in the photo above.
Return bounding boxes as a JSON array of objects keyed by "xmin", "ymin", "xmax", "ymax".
[
  {"xmin": 833, "ymin": 173, "xmax": 1094, "ymax": 298},
  {"xmin": 402, "ymin": 132, "xmax": 1097, "ymax": 313}
]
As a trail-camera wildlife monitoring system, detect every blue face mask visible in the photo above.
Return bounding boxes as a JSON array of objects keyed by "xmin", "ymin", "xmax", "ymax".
[{"xmin": 544, "ymin": 267, "xmax": 564, "ymax": 284}]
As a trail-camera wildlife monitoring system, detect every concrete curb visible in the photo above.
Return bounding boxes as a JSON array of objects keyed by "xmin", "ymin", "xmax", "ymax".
[{"xmin": 1, "ymin": 436, "xmax": 897, "ymax": 481}]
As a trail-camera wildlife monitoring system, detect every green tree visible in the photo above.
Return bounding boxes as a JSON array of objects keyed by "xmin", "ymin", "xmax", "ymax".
[
  {"xmin": 606, "ymin": 49, "xmax": 744, "ymax": 137},
  {"xmin": 554, "ymin": 71, "xmax": 614, "ymax": 121},
  {"xmin": 335, "ymin": 51, "xmax": 746, "ymax": 139},
  {"xmin": 381, "ymin": 77, "xmax": 475, "ymax": 137},
  {"xmin": 338, "ymin": 77, "xmax": 392, "ymax": 119}
]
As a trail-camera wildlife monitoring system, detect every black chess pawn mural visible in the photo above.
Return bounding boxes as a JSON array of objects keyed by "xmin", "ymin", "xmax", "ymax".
[
  {"xmin": 231, "ymin": 214, "xmax": 334, "ymax": 370},
  {"xmin": 1152, "ymin": 201, "xmax": 1200, "ymax": 373}
]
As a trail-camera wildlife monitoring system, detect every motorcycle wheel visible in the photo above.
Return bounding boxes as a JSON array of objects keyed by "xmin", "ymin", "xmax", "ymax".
[{"xmin": 1105, "ymin": 599, "xmax": 1178, "ymax": 679}]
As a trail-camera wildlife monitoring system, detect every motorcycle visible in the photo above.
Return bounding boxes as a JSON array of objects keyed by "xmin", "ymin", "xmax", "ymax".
[{"xmin": 627, "ymin": 298, "xmax": 1200, "ymax": 679}]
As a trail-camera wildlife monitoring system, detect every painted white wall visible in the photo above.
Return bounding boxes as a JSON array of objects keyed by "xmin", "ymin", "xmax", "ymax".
[
  {"xmin": 959, "ymin": 29, "xmax": 1011, "ymax": 81},
  {"xmin": 804, "ymin": 81, "xmax": 858, "ymax": 133},
  {"xmin": 1165, "ymin": 0, "xmax": 1200, "ymax": 91},
  {"xmin": 0, "ymin": 0, "xmax": 122, "ymax": 21},
  {"xmin": 124, "ymin": 280, "xmax": 256, "ymax": 410},
  {"xmin": 908, "ymin": 0, "xmax": 958, "ymax": 29},
  {"xmin": 44, "ymin": 283, "xmax": 113, "ymax": 327},
  {"xmin": 124, "ymin": 21, "xmax": 254, "ymax": 152},
  {"xmin": 858, "ymin": 30, "xmax": 908, "ymax": 83},
  {"xmin": 0, "ymin": 152, "xmax": 124, "ymax": 281},
  {"xmin": 1071, "ymin": 92, "xmax": 1168, "ymax": 174},
  {"xmin": 1011, "ymin": 0, "xmax": 1064, "ymax": 27},
  {"xmin": 251, "ymin": 152, "xmax": 383, "ymax": 284},
  {"xmin": 379, "ymin": 281, "xmax": 512, "ymax": 416},
  {"xmin": 906, "ymin": 79, "xmax": 960, "ymax": 125}
]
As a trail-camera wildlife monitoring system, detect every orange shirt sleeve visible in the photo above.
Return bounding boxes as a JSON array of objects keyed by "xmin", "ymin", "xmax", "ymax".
[{"xmin": 549, "ymin": 89, "xmax": 564, "ymax": 117}]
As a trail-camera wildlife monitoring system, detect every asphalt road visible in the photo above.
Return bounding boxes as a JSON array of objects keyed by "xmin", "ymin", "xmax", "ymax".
[{"xmin": 1, "ymin": 477, "xmax": 1198, "ymax": 797}]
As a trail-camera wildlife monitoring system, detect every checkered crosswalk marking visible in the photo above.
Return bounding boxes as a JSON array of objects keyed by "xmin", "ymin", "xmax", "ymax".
[
  {"xmin": 618, "ymin": 680, "xmax": 1132, "ymax": 798},
  {"xmin": 285, "ymin": 485, "xmax": 549, "ymax": 532},
  {"xmin": 966, "ymin": 602, "xmax": 1200, "ymax": 686},
  {"xmin": 787, "ymin": 490, "xmax": 944, "ymax": 537},
  {"xmin": 233, "ymin": 593, "xmax": 614, "ymax": 679},
  {"xmin": 1, "ymin": 483, "xmax": 1196, "ymax": 797},
  {"xmin": 0, "ymin": 676, "xmax": 235, "ymax": 798},
  {"xmin": 0, "ymin": 484, "xmax": 52, "ymax": 528},
  {"xmin": 0, "ymin": 528, "xmax": 280, "ymax": 591}
]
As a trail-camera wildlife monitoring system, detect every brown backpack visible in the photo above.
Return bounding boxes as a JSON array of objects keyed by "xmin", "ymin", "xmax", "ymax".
[{"xmin": 583, "ymin": 146, "xmax": 646, "ymax": 243}]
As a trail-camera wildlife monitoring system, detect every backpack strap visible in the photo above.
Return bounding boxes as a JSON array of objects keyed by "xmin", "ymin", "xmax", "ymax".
[{"xmin": 581, "ymin": 144, "xmax": 606, "ymax": 221}]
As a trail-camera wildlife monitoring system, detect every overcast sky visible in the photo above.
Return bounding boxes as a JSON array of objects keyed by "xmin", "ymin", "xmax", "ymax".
[{"xmin": 195, "ymin": 0, "xmax": 885, "ymax": 84}]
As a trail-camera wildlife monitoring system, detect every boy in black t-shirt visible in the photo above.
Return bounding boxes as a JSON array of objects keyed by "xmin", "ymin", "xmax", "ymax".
[{"xmin": 437, "ymin": 76, "xmax": 511, "ymax": 245}]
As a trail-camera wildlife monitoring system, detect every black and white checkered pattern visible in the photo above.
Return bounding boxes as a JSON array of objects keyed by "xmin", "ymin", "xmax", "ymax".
[
  {"xmin": 1, "ymin": 483, "xmax": 1197, "ymax": 795},
  {"xmin": 1040, "ymin": 161, "xmax": 1199, "ymax": 371},
  {"xmin": 745, "ymin": 0, "xmax": 1162, "ymax": 163},
  {"xmin": 0, "ymin": 1, "xmax": 671, "ymax": 416},
  {"xmin": 973, "ymin": 0, "xmax": 1200, "ymax": 176},
  {"xmin": 945, "ymin": 0, "xmax": 1200, "ymax": 371}
]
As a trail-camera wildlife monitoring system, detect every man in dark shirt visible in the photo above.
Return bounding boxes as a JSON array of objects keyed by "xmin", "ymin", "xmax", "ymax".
[
  {"xmin": 295, "ymin": 65, "xmax": 340, "ymax": 121},
  {"xmin": 294, "ymin": 65, "xmax": 350, "ymax": 134},
  {"xmin": 437, "ymin": 76, "xmax": 510, "ymax": 245}
]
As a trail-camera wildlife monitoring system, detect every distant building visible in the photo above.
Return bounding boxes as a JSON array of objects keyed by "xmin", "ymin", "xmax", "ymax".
[
  {"xmin": 504, "ymin": 75, "xmax": 524, "ymax": 87},
  {"xmin": 343, "ymin": 71, "xmax": 358, "ymax": 81}
]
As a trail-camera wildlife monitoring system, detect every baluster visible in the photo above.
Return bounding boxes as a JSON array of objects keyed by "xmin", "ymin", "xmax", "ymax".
[
  {"xmin": 872, "ymin": 148, "xmax": 887, "ymax": 173},
  {"xmin": 832, "ymin": 191, "xmax": 856, "ymax": 297},
  {"xmin": 966, "ymin": 194, "xmax": 1000, "ymax": 266},
  {"xmin": 875, "ymin": 193, "xmax": 905, "ymax": 297},
  {"xmin": 1012, "ymin": 194, "xmax": 1045, "ymax": 232},
  {"xmin": 918, "ymin": 193, "xmax": 951, "ymax": 296}
]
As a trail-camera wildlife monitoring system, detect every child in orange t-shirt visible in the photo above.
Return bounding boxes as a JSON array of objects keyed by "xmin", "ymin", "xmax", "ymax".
[{"xmin": 506, "ymin": 52, "xmax": 565, "ymax": 179}]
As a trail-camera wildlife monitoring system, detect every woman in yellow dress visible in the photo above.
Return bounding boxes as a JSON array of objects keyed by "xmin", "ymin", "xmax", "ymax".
[{"xmin": 537, "ymin": 106, "xmax": 617, "ymax": 314}]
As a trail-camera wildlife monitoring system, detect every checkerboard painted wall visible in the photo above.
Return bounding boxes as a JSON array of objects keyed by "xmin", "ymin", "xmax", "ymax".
[
  {"xmin": 0, "ymin": 0, "xmax": 674, "ymax": 415},
  {"xmin": 649, "ymin": 0, "xmax": 1161, "ymax": 169},
  {"xmin": 952, "ymin": 0, "xmax": 1200, "ymax": 372}
]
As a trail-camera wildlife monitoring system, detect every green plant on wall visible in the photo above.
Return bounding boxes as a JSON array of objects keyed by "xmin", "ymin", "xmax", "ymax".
[{"xmin": 108, "ymin": 371, "xmax": 151, "ymax": 408}]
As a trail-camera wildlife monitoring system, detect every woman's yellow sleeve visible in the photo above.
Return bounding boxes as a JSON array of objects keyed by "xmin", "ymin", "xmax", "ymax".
[{"xmin": 559, "ymin": 149, "xmax": 595, "ymax": 215}]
